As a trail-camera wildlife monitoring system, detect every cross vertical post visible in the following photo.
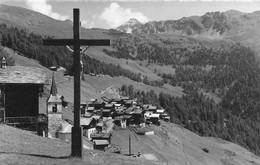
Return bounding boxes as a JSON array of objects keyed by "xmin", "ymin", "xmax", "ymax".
[
  {"xmin": 71, "ymin": 8, "xmax": 83, "ymax": 158},
  {"xmin": 43, "ymin": 8, "xmax": 110, "ymax": 159}
]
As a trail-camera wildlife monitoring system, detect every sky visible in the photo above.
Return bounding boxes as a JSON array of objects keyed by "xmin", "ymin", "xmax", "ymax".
[{"xmin": 1, "ymin": 0, "xmax": 260, "ymax": 29}]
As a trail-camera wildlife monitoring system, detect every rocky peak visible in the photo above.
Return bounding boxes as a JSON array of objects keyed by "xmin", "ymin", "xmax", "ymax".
[{"xmin": 116, "ymin": 18, "xmax": 143, "ymax": 34}]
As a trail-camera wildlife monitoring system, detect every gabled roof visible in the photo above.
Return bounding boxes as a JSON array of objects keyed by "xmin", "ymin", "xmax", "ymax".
[
  {"xmin": 47, "ymin": 94, "xmax": 62, "ymax": 103},
  {"xmin": 0, "ymin": 66, "xmax": 47, "ymax": 84},
  {"xmin": 132, "ymin": 109, "xmax": 143, "ymax": 114},
  {"xmin": 93, "ymin": 140, "xmax": 109, "ymax": 145},
  {"xmin": 157, "ymin": 109, "xmax": 165, "ymax": 113},
  {"xmin": 80, "ymin": 117, "xmax": 94, "ymax": 126}
]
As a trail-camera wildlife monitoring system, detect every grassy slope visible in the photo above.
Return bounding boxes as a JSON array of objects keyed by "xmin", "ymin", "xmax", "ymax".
[
  {"xmin": 0, "ymin": 124, "xmax": 158, "ymax": 165},
  {"xmin": 112, "ymin": 122, "xmax": 260, "ymax": 165}
]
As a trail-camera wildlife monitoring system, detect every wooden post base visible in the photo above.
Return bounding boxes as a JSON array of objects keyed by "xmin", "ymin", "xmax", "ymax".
[{"xmin": 71, "ymin": 126, "xmax": 83, "ymax": 158}]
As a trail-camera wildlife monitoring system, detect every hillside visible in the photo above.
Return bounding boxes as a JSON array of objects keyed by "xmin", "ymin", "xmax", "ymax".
[
  {"xmin": 112, "ymin": 122, "xmax": 260, "ymax": 165},
  {"xmin": 0, "ymin": 124, "xmax": 157, "ymax": 165},
  {"xmin": 1, "ymin": 121, "xmax": 260, "ymax": 165}
]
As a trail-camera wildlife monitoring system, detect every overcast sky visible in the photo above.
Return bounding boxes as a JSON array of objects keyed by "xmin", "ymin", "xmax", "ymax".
[{"xmin": 1, "ymin": 0, "xmax": 260, "ymax": 29}]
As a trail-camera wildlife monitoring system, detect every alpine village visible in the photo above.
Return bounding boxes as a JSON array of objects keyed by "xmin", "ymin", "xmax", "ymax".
[{"xmin": 1, "ymin": 3, "xmax": 260, "ymax": 165}]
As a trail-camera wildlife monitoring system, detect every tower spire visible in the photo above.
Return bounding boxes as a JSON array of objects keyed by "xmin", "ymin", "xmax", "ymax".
[{"xmin": 50, "ymin": 72, "xmax": 57, "ymax": 96}]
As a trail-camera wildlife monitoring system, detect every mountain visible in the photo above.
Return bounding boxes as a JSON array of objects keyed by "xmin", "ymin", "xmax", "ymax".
[
  {"xmin": 114, "ymin": 10, "xmax": 260, "ymax": 58},
  {"xmin": 117, "ymin": 18, "xmax": 143, "ymax": 34},
  {"xmin": 128, "ymin": 10, "xmax": 255, "ymax": 37}
]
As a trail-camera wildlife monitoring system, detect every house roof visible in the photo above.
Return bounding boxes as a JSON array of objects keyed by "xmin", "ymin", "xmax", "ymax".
[
  {"xmin": 148, "ymin": 105, "xmax": 157, "ymax": 110},
  {"xmin": 157, "ymin": 109, "xmax": 165, "ymax": 113},
  {"xmin": 58, "ymin": 121, "xmax": 72, "ymax": 133},
  {"xmin": 125, "ymin": 100, "xmax": 132, "ymax": 104},
  {"xmin": 87, "ymin": 107, "xmax": 95, "ymax": 111},
  {"xmin": 132, "ymin": 109, "xmax": 143, "ymax": 114},
  {"xmin": 89, "ymin": 98, "xmax": 97, "ymax": 102},
  {"xmin": 47, "ymin": 94, "xmax": 62, "ymax": 103},
  {"xmin": 96, "ymin": 122, "xmax": 104, "ymax": 127},
  {"xmin": 80, "ymin": 117, "xmax": 94, "ymax": 126},
  {"xmin": 103, "ymin": 109, "xmax": 112, "ymax": 113},
  {"xmin": 93, "ymin": 140, "xmax": 109, "ymax": 145},
  {"xmin": 105, "ymin": 104, "xmax": 114, "ymax": 108},
  {"xmin": 0, "ymin": 66, "xmax": 47, "ymax": 84},
  {"xmin": 92, "ymin": 115, "xmax": 101, "ymax": 120},
  {"xmin": 91, "ymin": 133, "xmax": 111, "ymax": 139},
  {"xmin": 145, "ymin": 112, "xmax": 160, "ymax": 118}
]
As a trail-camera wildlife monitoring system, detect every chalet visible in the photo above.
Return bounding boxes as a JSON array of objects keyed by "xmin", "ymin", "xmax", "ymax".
[
  {"xmin": 0, "ymin": 66, "xmax": 48, "ymax": 136},
  {"xmin": 160, "ymin": 113, "xmax": 170, "ymax": 122},
  {"xmin": 102, "ymin": 109, "xmax": 112, "ymax": 118},
  {"xmin": 96, "ymin": 122, "xmax": 104, "ymax": 132},
  {"xmin": 114, "ymin": 104, "xmax": 122, "ymax": 110},
  {"xmin": 81, "ymin": 117, "xmax": 96, "ymax": 130},
  {"xmin": 86, "ymin": 106, "xmax": 95, "ymax": 113},
  {"xmin": 144, "ymin": 112, "xmax": 160, "ymax": 125},
  {"xmin": 91, "ymin": 133, "xmax": 112, "ymax": 144},
  {"xmin": 113, "ymin": 116, "xmax": 127, "ymax": 128},
  {"xmin": 80, "ymin": 102, "xmax": 87, "ymax": 115},
  {"xmin": 124, "ymin": 100, "xmax": 133, "ymax": 108},
  {"xmin": 104, "ymin": 104, "xmax": 115, "ymax": 111},
  {"xmin": 88, "ymin": 100, "xmax": 104, "ymax": 110},
  {"xmin": 132, "ymin": 109, "xmax": 144, "ymax": 125},
  {"xmin": 148, "ymin": 105, "xmax": 157, "ymax": 113}
]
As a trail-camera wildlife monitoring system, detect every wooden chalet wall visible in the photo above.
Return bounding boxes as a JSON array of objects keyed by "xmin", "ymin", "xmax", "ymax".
[{"xmin": 5, "ymin": 84, "xmax": 40, "ymax": 117}]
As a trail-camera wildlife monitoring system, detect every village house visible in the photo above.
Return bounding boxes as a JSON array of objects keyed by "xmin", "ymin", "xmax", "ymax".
[
  {"xmin": 113, "ymin": 116, "xmax": 127, "ymax": 128},
  {"xmin": 144, "ymin": 112, "xmax": 160, "ymax": 125},
  {"xmin": 0, "ymin": 66, "xmax": 48, "ymax": 136},
  {"xmin": 88, "ymin": 100, "xmax": 104, "ymax": 110},
  {"xmin": 91, "ymin": 133, "xmax": 112, "ymax": 145},
  {"xmin": 124, "ymin": 100, "xmax": 133, "ymax": 108},
  {"xmin": 131, "ymin": 108, "xmax": 144, "ymax": 125},
  {"xmin": 93, "ymin": 139, "xmax": 109, "ymax": 151},
  {"xmin": 147, "ymin": 105, "xmax": 157, "ymax": 113}
]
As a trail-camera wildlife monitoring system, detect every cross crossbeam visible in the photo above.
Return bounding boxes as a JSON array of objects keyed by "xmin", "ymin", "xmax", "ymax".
[
  {"xmin": 43, "ymin": 8, "xmax": 110, "ymax": 158},
  {"xmin": 43, "ymin": 39, "xmax": 110, "ymax": 46}
]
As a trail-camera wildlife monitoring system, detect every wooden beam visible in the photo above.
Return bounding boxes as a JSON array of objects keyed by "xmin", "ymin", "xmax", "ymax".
[{"xmin": 43, "ymin": 39, "xmax": 110, "ymax": 46}]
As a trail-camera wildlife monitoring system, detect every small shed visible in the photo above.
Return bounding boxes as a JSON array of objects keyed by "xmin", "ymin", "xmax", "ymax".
[{"xmin": 93, "ymin": 140, "xmax": 109, "ymax": 151}]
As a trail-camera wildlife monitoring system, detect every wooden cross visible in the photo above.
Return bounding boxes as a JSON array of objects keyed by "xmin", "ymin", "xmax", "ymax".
[{"xmin": 43, "ymin": 8, "xmax": 110, "ymax": 158}]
